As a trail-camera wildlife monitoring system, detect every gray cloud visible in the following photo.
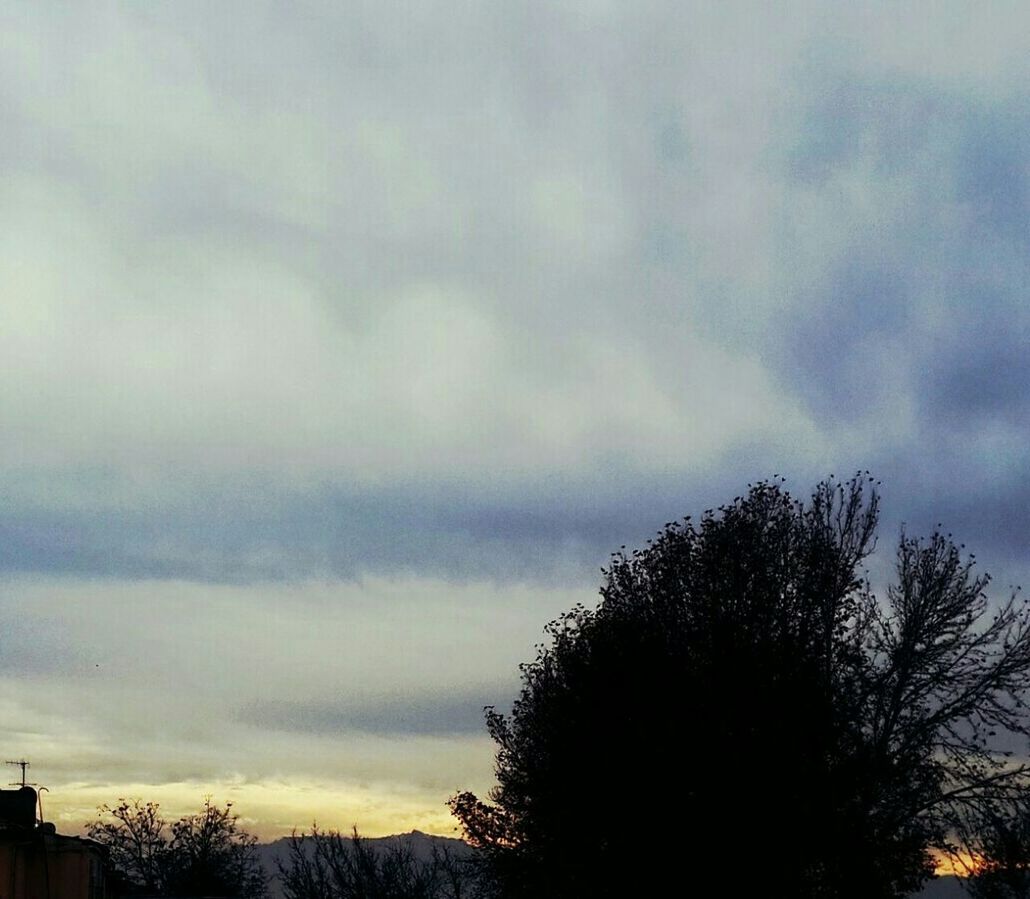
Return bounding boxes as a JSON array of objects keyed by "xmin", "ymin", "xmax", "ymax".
[
  {"xmin": 757, "ymin": 57, "xmax": 1030, "ymax": 583},
  {"xmin": 1, "ymin": 2, "xmax": 1027, "ymax": 593},
  {"xmin": 241, "ymin": 695, "xmax": 501, "ymax": 738},
  {"xmin": 0, "ymin": 575, "xmax": 579, "ymax": 802},
  {"xmin": 0, "ymin": 460, "xmax": 828, "ymax": 584}
]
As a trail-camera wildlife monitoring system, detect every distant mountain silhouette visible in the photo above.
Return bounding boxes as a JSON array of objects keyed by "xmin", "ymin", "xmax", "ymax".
[
  {"xmin": 256, "ymin": 830, "xmax": 474, "ymax": 899},
  {"xmin": 910, "ymin": 876, "xmax": 967, "ymax": 898}
]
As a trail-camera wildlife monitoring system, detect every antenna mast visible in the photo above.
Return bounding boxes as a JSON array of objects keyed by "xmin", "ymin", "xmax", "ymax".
[{"xmin": 5, "ymin": 760, "xmax": 31, "ymax": 787}]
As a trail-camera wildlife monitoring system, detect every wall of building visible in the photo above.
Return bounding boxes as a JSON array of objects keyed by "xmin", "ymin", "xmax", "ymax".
[{"xmin": 0, "ymin": 831, "xmax": 105, "ymax": 899}]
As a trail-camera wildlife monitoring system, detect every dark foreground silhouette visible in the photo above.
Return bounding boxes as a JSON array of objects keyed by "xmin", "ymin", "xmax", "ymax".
[
  {"xmin": 452, "ymin": 475, "xmax": 1030, "ymax": 899},
  {"xmin": 272, "ymin": 828, "xmax": 488, "ymax": 899}
]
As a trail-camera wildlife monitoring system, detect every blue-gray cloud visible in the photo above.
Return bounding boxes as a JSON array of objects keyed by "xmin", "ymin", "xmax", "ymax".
[
  {"xmin": 240, "ymin": 695, "xmax": 502, "ymax": 738},
  {"xmin": 0, "ymin": 4, "xmax": 1026, "ymax": 591},
  {"xmin": 0, "ymin": 460, "xmax": 828, "ymax": 584},
  {"xmin": 759, "ymin": 59, "xmax": 1030, "ymax": 583}
]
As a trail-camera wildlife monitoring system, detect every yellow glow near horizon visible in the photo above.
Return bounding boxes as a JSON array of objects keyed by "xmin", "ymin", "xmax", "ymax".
[
  {"xmin": 28, "ymin": 780, "xmax": 1009, "ymax": 883},
  {"xmin": 933, "ymin": 849, "xmax": 980, "ymax": 878},
  {"xmin": 43, "ymin": 779, "xmax": 466, "ymax": 843}
]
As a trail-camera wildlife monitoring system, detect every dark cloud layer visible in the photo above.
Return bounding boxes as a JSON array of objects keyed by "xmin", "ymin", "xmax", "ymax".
[
  {"xmin": 761, "ymin": 61, "xmax": 1030, "ymax": 586},
  {"xmin": 241, "ymin": 695, "xmax": 502, "ymax": 738},
  {"xmin": 0, "ymin": 462, "xmax": 834, "ymax": 584}
]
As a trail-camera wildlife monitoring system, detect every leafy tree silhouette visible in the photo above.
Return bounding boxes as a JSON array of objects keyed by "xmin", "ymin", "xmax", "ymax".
[{"xmin": 450, "ymin": 475, "xmax": 1030, "ymax": 899}]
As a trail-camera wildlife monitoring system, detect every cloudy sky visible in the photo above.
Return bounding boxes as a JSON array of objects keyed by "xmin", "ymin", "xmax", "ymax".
[{"xmin": 2, "ymin": 1, "xmax": 1029, "ymax": 839}]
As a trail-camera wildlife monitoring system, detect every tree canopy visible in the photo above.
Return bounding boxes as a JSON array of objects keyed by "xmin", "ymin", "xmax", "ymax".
[{"xmin": 450, "ymin": 475, "xmax": 1030, "ymax": 899}]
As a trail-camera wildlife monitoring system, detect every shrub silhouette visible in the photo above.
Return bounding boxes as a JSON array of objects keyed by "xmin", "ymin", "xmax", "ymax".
[{"xmin": 278, "ymin": 826, "xmax": 492, "ymax": 899}]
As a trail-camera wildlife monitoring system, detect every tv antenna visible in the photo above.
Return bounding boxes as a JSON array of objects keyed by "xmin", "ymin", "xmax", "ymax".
[{"xmin": 6, "ymin": 760, "xmax": 32, "ymax": 787}]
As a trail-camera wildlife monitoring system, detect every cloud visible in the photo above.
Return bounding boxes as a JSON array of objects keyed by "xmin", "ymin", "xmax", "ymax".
[
  {"xmin": 0, "ymin": 1, "xmax": 1026, "ymax": 587},
  {"xmin": 760, "ymin": 54, "xmax": 1030, "ymax": 578},
  {"xmin": 0, "ymin": 574, "xmax": 581, "ymax": 833},
  {"xmin": 4, "ymin": 0, "xmax": 1030, "ymax": 838},
  {"xmin": 0, "ymin": 460, "xmax": 838, "ymax": 583},
  {"xmin": 240, "ymin": 695, "xmax": 498, "ymax": 738},
  {"xmin": 1, "ymin": 2, "xmax": 825, "ymax": 487},
  {"xmin": 0, "ymin": 575, "xmax": 583, "ymax": 697}
]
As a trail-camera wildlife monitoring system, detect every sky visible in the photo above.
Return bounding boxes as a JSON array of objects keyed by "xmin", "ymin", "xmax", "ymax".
[{"xmin": 2, "ymin": 1, "xmax": 1030, "ymax": 840}]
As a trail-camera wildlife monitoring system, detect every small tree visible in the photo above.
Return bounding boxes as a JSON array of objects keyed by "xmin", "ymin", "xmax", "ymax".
[
  {"xmin": 87, "ymin": 799, "xmax": 167, "ymax": 893},
  {"xmin": 451, "ymin": 475, "xmax": 1030, "ymax": 899},
  {"xmin": 163, "ymin": 798, "xmax": 267, "ymax": 898},
  {"xmin": 88, "ymin": 797, "xmax": 267, "ymax": 898}
]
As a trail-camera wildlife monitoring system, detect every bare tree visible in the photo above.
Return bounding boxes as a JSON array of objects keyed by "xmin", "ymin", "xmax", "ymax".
[
  {"xmin": 163, "ymin": 798, "xmax": 267, "ymax": 898},
  {"xmin": 87, "ymin": 797, "xmax": 267, "ymax": 898},
  {"xmin": 278, "ymin": 826, "xmax": 492, "ymax": 899},
  {"xmin": 869, "ymin": 530, "xmax": 1030, "ymax": 874},
  {"xmin": 87, "ymin": 799, "xmax": 167, "ymax": 894}
]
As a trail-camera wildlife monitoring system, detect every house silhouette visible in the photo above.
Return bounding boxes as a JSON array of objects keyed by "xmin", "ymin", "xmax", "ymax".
[{"xmin": 0, "ymin": 786, "xmax": 106, "ymax": 899}]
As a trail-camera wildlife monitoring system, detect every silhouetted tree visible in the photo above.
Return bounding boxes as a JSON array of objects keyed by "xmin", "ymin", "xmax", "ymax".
[
  {"xmin": 87, "ymin": 799, "xmax": 167, "ymax": 894},
  {"xmin": 88, "ymin": 797, "xmax": 267, "ymax": 898},
  {"xmin": 278, "ymin": 826, "xmax": 492, "ymax": 899},
  {"xmin": 450, "ymin": 475, "xmax": 1030, "ymax": 899},
  {"xmin": 163, "ymin": 798, "xmax": 267, "ymax": 898}
]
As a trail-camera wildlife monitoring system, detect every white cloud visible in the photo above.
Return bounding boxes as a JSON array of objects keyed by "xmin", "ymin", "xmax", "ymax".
[{"xmin": 0, "ymin": 1, "xmax": 837, "ymax": 487}]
